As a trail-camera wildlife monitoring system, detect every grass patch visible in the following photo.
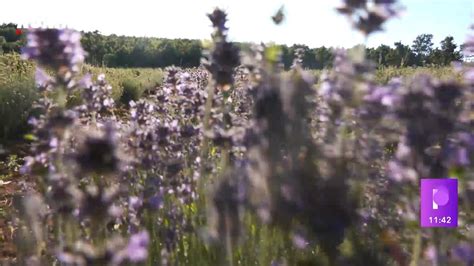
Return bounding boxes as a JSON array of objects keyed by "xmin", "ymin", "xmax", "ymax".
[{"xmin": 0, "ymin": 54, "xmax": 164, "ymax": 142}]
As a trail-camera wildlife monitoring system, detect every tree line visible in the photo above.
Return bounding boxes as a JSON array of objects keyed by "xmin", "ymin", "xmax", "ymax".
[{"xmin": 0, "ymin": 23, "xmax": 464, "ymax": 69}]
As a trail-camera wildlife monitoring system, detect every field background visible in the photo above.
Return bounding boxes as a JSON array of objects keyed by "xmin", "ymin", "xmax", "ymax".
[
  {"xmin": 0, "ymin": 0, "xmax": 473, "ymax": 263},
  {"xmin": 0, "ymin": 54, "xmax": 471, "ymax": 265},
  {"xmin": 0, "ymin": 53, "xmax": 462, "ymax": 143}
]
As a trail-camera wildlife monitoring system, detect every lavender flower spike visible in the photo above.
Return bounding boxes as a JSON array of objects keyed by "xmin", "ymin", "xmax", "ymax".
[
  {"xmin": 126, "ymin": 231, "xmax": 150, "ymax": 262},
  {"xmin": 21, "ymin": 28, "xmax": 86, "ymax": 73}
]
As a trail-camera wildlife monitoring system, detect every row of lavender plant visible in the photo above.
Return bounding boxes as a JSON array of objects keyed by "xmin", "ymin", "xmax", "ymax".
[{"xmin": 12, "ymin": 1, "xmax": 473, "ymax": 265}]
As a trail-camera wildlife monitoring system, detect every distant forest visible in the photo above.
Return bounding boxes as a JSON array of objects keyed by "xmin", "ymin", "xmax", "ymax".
[{"xmin": 0, "ymin": 23, "xmax": 465, "ymax": 69}]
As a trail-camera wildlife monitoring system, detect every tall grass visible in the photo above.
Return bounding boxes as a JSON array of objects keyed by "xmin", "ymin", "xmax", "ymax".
[
  {"xmin": 0, "ymin": 54, "xmax": 37, "ymax": 142},
  {"xmin": 0, "ymin": 53, "xmax": 463, "ymax": 143},
  {"xmin": 0, "ymin": 54, "xmax": 164, "ymax": 142}
]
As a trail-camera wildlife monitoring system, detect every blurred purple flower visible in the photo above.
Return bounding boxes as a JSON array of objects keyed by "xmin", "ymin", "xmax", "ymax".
[
  {"xmin": 291, "ymin": 233, "xmax": 309, "ymax": 249},
  {"xmin": 363, "ymin": 83, "xmax": 399, "ymax": 108},
  {"xmin": 375, "ymin": 0, "xmax": 397, "ymax": 3},
  {"xmin": 78, "ymin": 73, "xmax": 93, "ymax": 88},
  {"xmin": 203, "ymin": 8, "xmax": 240, "ymax": 87},
  {"xmin": 337, "ymin": 0, "xmax": 402, "ymax": 35},
  {"xmin": 462, "ymin": 27, "xmax": 474, "ymax": 57},
  {"xmin": 21, "ymin": 28, "xmax": 86, "ymax": 73},
  {"xmin": 207, "ymin": 8, "xmax": 229, "ymax": 34},
  {"xmin": 79, "ymin": 73, "xmax": 115, "ymax": 114},
  {"xmin": 126, "ymin": 231, "xmax": 150, "ymax": 262},
  {"xmin": 147, "ymin": 194, "xmax": 164, "ymax": 210},
  {"xmin": 457, "ymin": 148, "xmax": 471, "ymax": 166},
  {"xmin": 35, "ymin": 68, "xmax": 54, "ymax": 90},
  {"xmin": 451, "ymin": 242, "xmax": 474, "ymax": 265},
  {"xmin": 465, "ymin": 68, "xmax": 474, "ymax": 84},
  {"xmin": 75, "ymin": 123, "xmax": 122, "ymax": 175},
  {"xmin": 129, "ymin": 196, "xmax": 143, "ymax": 211}
]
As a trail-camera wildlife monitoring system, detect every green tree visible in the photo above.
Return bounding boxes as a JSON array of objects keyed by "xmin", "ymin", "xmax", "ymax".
[
  {"xmin": 429, "ymin": 48, "xmax": 444, "ymax": 65},
  {"xmin": 0, "ymin": 36, "xmax": 5, "ymax": 54},
  {"xmin": 0, "ymin": 22, "xmax": 459, "ymax": 68},
  {"xmin": 411, "ymin": 34, "xmax": 434, "ymax": 66},
  {"xmin": 376, "ymin": 44, "xmax": 392, "ymax": 66},
  {"xmin": 393, "ymin": 41, "xmax": 415, "ymax": 67},
  {"xmin": 439, "ymin": 36, "xmax": 461, "ymax": 65},
  {"xmin": 0, "ymin": 23, "xmax": 25, "ymax": 53},
  {"xmin": 313, "ymin": 46, "xmax": 333, "ymax": 69},
  {"xmin": 365, "ymin": 44, "xmax": 394, "ymax": 67},
  {"xmin": 280, "ymin": 45, "xmax": 292, "ymax": 69}
]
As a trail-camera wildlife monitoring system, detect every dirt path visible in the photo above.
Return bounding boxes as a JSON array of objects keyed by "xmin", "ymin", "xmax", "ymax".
[
  {"xmin": 0, "ymin": 143, "xmax": 33, "ymax": 264},
  {"xmin": 0, "ymin": 169, "xmax": 19, "ymax": 263}
]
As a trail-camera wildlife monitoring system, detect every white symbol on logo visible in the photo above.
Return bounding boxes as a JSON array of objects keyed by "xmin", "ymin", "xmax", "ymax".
[
  {"xmin": 433, "ymin": 189, "xmax": 439, "ymax": 210},
  {"xmin": 432, "ymin": 186, "xmax": 450, "ymax": 210}
]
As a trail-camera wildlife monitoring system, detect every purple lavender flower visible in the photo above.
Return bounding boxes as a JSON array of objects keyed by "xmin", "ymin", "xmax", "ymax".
[
  {"xmin": 77, "ymin": 73, "xmax": 115, "ymax": 117},
  {"xmin": 451, "ymin": 242, "xmax": 474, "ymax": 265},
  {"xmin": 292, "ymin": 233, "xmax": 309, "ymax": 249},
  {"xmin": 202, "ymin": 8, "xmax": 240, "ymax": 87},
  {"xmin": 465, "ymin": 68, "xmax": 474, "ymax": 84},
  {"xmin": 34, "ymin": 68, "xmax": 54, "ymax": 91},
  {"xmin": 462, "ymin": 26, "xmax": 474, "ymax": 57},
  {"xmin": 75, "ymin": 123, "xmax": 123, "ymax": 175},
  {"xmin": 445, "ymin": 146, "xmax": 470, "ymax": 167},
  {"xmin": 207, "ymin": 8, "xmax": 229, "ymax": 35},
  {"xmin": 79, "ymin": 184, "xmax": 122, "ymax": 223},
  {"xmin": 337, "ymin": 0, "xmax": 402, "ymax": 35},
  {"xmin": 129, "ymin": 196, "xmax": 143, "ymax": 212},
  {"xmin": 21, "ymin": 28, "xmax": 86, "ymax": 73},
  {"xmin": 125, "ymin": 231, "xmax": 150, "ymax": 262}
]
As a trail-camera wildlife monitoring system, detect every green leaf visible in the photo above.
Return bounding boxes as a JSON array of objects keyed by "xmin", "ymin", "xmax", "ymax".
[
  {"xmin": 264, "ymin": 45, "xmax": 282, "ymax": 64},
  {"xmin": 448, "ymin": 167, "xmax": 464, "ymax": 180},
  {"xmin": 24, "ymin": 134, "xmax": 38, "ymax": 141}
]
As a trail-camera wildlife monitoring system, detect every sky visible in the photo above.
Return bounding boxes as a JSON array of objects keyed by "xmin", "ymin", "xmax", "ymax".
[{"xmin": 1, "ymin": 0, "xmax": 473, "ymax": 48}]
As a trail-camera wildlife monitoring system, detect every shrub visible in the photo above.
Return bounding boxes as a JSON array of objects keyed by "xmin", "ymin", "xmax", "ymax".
[
  {"xmin": 0, "ymin": 77, "xmax": 37, "ymax": 141},
  {"xmin": 0, "ymin": 54, "xmax": 37, "ymax": 142},
  {"xmin": 138, "ymin": 70, "xmax": 164, "ymax": 95},
  {"xmin": 80, "ymin": 66, "xmax": 164, "ymax": 101},
  {"xmin": 120, "ymin": 78, "xmax": 143, "ymax": 105}
]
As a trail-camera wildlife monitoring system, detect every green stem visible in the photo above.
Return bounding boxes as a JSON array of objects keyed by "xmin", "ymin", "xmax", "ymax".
[
  {"xmin": 198, "ymin": 79, "xmax": 215, "ymax": 201},
  {"xmin": 197, "ymin": 79, "xmax": 214, "ymax": 213},
  {"xmin": 433, "ymin": 229, "xmax": 445, "ymax": 266},
  {"xmin": 409, "ymin": 230, "xmax": 421, "ymax": 266},
  {"xmin": 224, "ymin": 206, "xmax": 234, "ymax": 266}
]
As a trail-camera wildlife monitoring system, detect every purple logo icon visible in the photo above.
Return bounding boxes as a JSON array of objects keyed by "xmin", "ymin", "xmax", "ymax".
[{"xmin": 420, "ymin": 179, "xmax": 458, "ymax": 227}]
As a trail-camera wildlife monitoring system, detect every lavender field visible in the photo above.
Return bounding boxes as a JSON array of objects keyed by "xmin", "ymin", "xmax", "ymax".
[{"xmin": 0, "ymin": 1, "xmax": 474, "ymax": 265}]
